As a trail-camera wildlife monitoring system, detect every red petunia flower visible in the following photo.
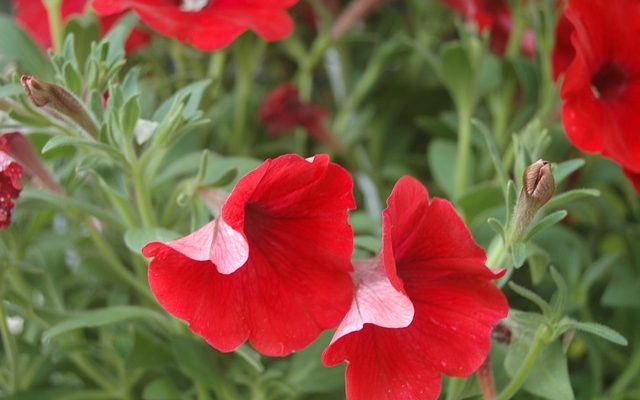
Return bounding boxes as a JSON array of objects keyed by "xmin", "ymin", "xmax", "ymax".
[
  {"xmin": 143, "ymin": 154, "xmax": 355, "ymax": 356},
  {"xmin": 559, "ymin": 0, "xmax": 640, "ymax": 174},
  {"xmin": 623, "ymin": 168, "xmax": 640, "ymax": 194},
  {"xmin": 442, "ymin": 0, "xmax": 535, "ymax": 57},
  {"xmin": 322, "ymin": 177, "xmax": 508, "ymax": 400},
  {"xmin": 0, "ymin": 132, "xmax": 61, "ymax": 193},
  {"xmin": 0, "ymin": 151, "xmax": 23, "ymax": 229},
  {"xmin": 551, "ymin": 12, "xmax": 574, "ymax": 80},
  {"xmin": 259, "ymin": 84, "xmax": 344, "ymax": 152},
  {"xmin": 91, "ymin": 0, "xmax": 298, "ymax": 51},
  {"xmin": 13, "ymin": 0, "xmax": 149, "ymax": 52}
]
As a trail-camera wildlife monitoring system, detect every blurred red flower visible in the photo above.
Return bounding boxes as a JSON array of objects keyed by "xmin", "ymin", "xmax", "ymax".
[
  {"xmin": 13, "ymin": 0, "xmax": 149, "ymax": 52},
  {"xmin": 623, "ymin": 169, "xmax": 640, "ymax": 193},
  {"xmin": 551, "ymin": 12, "xmax": 574, "ymax": 80},
  {"xmin": 143, "ymin": 154, "xmax": 355, "ymax": 356},
  {"xmin": 322, "ymin": 177, "xmax": 508, "ymax": 400},
  {"xmin": 0, "ymin": 151, "xmax": 23, "ymax": 229},
  {"xmin": 259, "ymin": 84, "xmax": 344, "ymax": 152},
  {"xmin": 559, "ymin": 0, "xmax": 640, "ymax": 176},
  {"xmin": 0, "ymin": 132, "xmax": 61, "ymax": 193},
  {"xmin": 92, "ymin": 0, "xmax": 298, "ymax": 51},
  {"xmin": 442, "ymin": 0, "xmax": 535, "ymax": 57}
]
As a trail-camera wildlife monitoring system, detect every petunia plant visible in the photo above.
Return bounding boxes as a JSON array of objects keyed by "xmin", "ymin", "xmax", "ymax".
[{"xmin": 0, "ymin": 1, "xmax": 639, "ymax": 400}]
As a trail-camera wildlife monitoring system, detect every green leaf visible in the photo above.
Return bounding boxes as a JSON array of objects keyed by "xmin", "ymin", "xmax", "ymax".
[
  {"xmin": 602, "ymin": 278, "xmax": 640, "ymax": 308},
  {"xmin": 458, "ymin": 183, "xmax": 503, "ymax": 224},
  {"xmin": 20, "ymin": 189, "xmax": 125, "ymax": 230},
  {"xmin": 42, "ymin": 306, "xmax": 165, "ymax": 342},
  {"xmin": 354, "ymin": 235, "xmax": 382, "ymax": 253},
  {"xmin": 124, "ymin": 228, "xmax": 181, "ymax": 254},
  {"xmin": 550, "ymin": 267, "xmax": 568, "ymax": 320},
  {"xmin": 143, "ymin": 378, "xmax": 182, "ymax": 400},
  {"xmin": 128, "ymin": 332, "xmax": 173, "ymax": 369},
  {"xmin": 428, "ymin": 139, "xmax": 461, "ymax": 197},
  {"xmin": 0, "ymin": 83, "xmax": 24, "ymax": 98},
  {"xmin": 580, "ymin": 254, "xmax": 619, "ymax": 296},
  {"xmin": 0, "ymin": 15, "xmax": 52, "ymax": 78},
  {"xmin": 63, "ymin": 17, "xmax": 101, "ymax": 71},
  {"xmin": 521, "ymin": 341, "xmax": 575, "ymax": 400},
  {"xmin": 474, "ymin": 119, "xmax": 509, "ymax": 193},
  {"xmin": 544, "ymin": 189, "xmax": 600, "ymax": 210},
  {"xmin": 505, "ymin": 311, "xmax": 575, "ymax": 400},
  {"xmin": 570, "ymin": 321, "xmax": 628, "ymax": 346},
  {"xmin": 524, "ymin": 210, "xmax": 568, "ymax": 242},
  {"xmin": 510, "ymin": 242, "xmax": 527, "ymax": 268},
  {"xmin": 42, "ymin": 135, "xmax": 127, "ymax": 164},
  {"xmin": 234, "ymin": 344, "xmax": 264, "ymax": 373},
  {"xmin": 508, "ymin": 282, "xmax": 552, "ymax": 317},
  {"xmin": 285, "ymin": 331, "xmax": 345, "ymax": 395},
  {"xmin": 3, "ymin": 389, "xmax": 120, "ymax": 400},
  {"xmin": 487, "ymin": 217, "xmax": 505, "ymax": 240},
  {"xmin": 438, "ymin": 41, "xmax": 473, "ymax": 110},
  {"xmin": 553, "ymin": 159, "xmax": 585, "ymax": 184},
  {"xmin": 505, "ymin": 180, "xmax": 517, "ymax": 226},
  {"xmin": 526, "ymin": 245, "xmax": 550, "ymax": 285},
  {"xmin": 171, "ymin": 336, "xmax": 225, "ymax": 388},
  {"xmin": 153, "ymin": 79, "xmax": 212, "ymax": 122}
]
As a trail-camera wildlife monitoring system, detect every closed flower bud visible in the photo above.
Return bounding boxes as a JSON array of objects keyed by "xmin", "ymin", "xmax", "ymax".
[
  {"xmin": 511, "ymin": 159, "xmax": 556, "ymax": 240},
  {"xmin": 21, "ymin": 75, "xmax": 99, "ymax": 138},
  {"xmin": 523, "ymin": 159, "xmax": 555, "ymax": 206}
]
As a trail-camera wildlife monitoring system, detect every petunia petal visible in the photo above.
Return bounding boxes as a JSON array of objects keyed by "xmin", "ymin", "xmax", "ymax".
[
  {"xmin": 323, "ymin": 324, "xmax": 442, "ymax": 400},
  {"xmin": 330, "ymin": 258, "xmax": 415, "ymax": 345},
  {"xmin": 144, "ymin": 243, "xmax": 249, "ymax": 352}
]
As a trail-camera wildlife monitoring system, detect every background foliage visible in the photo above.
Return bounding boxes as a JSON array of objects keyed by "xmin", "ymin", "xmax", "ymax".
[{"xmin": 1, "ymin": 1, "xmax": 639, "ymax": 399}]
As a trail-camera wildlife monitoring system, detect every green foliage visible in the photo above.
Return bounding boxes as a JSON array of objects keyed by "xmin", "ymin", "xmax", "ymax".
[{"xmin": 1, "ymin": 2, "xmax": 639, "ymax": 400}]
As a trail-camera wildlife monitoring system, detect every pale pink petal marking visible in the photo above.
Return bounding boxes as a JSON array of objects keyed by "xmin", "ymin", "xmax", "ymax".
[
  {"xmin": 330, "ymin": 258, "xmax": 415, "ymax": 345},
  {"xmin": 209, "ymin": 217, "xmax": 249, "ymax": 274},
  {"xmin": 163, "ymin": 219, "xmax": 249, "ymax": 275},
  {"xmin": 164, "ymin": 220, "xmax": 217, "ymax": 261}
]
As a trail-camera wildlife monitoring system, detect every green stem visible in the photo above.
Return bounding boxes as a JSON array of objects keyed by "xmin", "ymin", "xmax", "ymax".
[
  {"xmin": 0, "ymin": 275, "xmax": 19, "ymax": 393},
  {"xmin": 83, "ymin": 221, "xmax": 155, "ymax": 303},
  {"xmin": 454, "ymin": 108, "xmax": 472, "ymax": 200},
  {"xmin": 445, "ymin": 377, "xmax": 466, "ymax": 400},
  {"xmin": 132, "ymin": 163, "xmax": 157, "ymax": 228},
  {"xmin": 495, "ymin": 325, "xmax": 550, "ymax": 400},
  {"xmin": 68, "ymin": 353, "xmax": 119, "ymax": 394},
  {"xmin": 207, "ymin": 51, "xmax": 227, "ymax": 101},
  {"xmin": 229, "ymin": 39, "xmax": 264, "ymax": 155},
  {"xmin": 608, "ymin": 331, "xmax": 640, "ymax": 396},
  {"xmin": 44, "ymin": 0, "xmax": 63, "ymax": 52}
]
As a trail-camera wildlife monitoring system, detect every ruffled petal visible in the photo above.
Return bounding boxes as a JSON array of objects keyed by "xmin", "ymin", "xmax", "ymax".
[
  {"xmin": 323, "ymin": 324, "xmax": 441, "ymax": 400},
  {"xmin": 150, "ymin": 219, "xmax": 249, "ymax": 274},
  {"xmin": 144, "ymin": 243, "xmax": 249, "ymax": 352},
  {"xmin": 330, "ymin": 258, "xmax": 414, "ymax": 344}
]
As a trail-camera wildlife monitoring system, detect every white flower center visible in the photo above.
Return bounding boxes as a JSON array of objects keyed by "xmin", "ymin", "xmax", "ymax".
[{"xmin": 180, "ymin": 0, "xmax": 209, "ymax": 12}]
